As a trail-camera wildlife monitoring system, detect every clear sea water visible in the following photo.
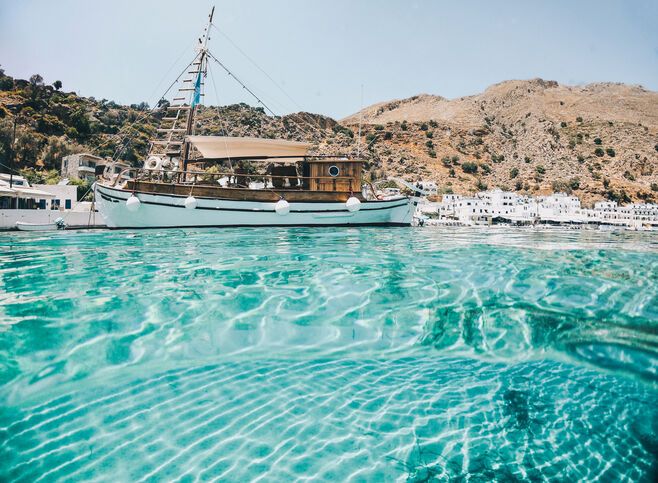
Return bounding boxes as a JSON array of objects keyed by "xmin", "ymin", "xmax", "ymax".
[{"xmin": 0, "ymin": 227, "xmax": 657, "ymax": 482}]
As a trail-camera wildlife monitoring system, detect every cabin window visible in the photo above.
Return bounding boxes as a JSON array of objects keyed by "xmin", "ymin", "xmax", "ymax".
[
  {"xmin": 65, "ymin": 199, "xmax": 72, "ymax": 209},
  {"xmin": 328, "ymin": 165, "xmax": 339, "ymax": 177}
]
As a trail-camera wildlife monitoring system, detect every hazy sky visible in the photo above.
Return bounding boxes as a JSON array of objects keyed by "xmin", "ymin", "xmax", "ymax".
[{"xmin": 1, "ymin": 0, "xmax": 657, "ymax": 119}]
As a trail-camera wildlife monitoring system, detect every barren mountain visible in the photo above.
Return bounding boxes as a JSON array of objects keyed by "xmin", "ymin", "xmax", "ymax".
[{"xmin": 341, "ymin": 79, "xmax": 658, "ymax": 204}]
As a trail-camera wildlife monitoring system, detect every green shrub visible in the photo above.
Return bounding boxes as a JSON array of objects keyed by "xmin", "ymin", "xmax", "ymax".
[
  {"xmin": 400, "ymin": 121, "xmax": 408, "ymax": 131},
  {"xmin": 332, "ymin": 125, "xmax": 354, "ymax": 138},
  {"xmin": 576, "ymin": 116, "xmax": 583, "ymax": 122},
  {"xmin": 374, "ymin": 124, "xmax": 384, "ymax": 131},
  {"xmin": 462, "ymin": 162, "xmax": 478, "ymax": 174},
  {"xmin": 476, "ymin": 179, "xmax": 488, "ymax": 191},
  {"xmin": 451, "ymin": 155, "xmax": 460, "ymax": 165},
  {"xmin": 594, "ymin": 147, "xmax": 604, "ymax": 157},
  {"xmin": 594, "ymin": 137, "xmax": 602, "ymax": 145},
  {"xmin": 441, "ymin": 156, "xmax": 451, "ymax": 168},
  {"xmin": 577, "ymin": 155, "xmax": 585, "ymax": 163},
  {"xmin": 606, "ymin": 148, "xmax": 615, "ymax": 157},
  {"xmin": 420, "ymin": 123, "xmax": 428, "ymax": 131},
  {"xmin": 428, "ymin": 149, "xmax": 436, "ymax": 158},
  {"xmin": 524, "ymin": 156, "xmax": 532, "ymax": 163},
  {"xmin": 481, "ymin": 163, "xmax": 491, "ymax": 175},
  {"xmin": 449, "ymin": 168, "xmax": 456, "ymax": 178},
  {"xmin": 383, "ymin": 131, "xmax": 392, "ymax": 140},
  {"xmin": 515, "ymin": 180, "xmax": 523, "ymax": 191},
  {"xmin": 429, "ymin": 120, "xmax": 438, "ymax": 128},
  {"xmin": 651, "ymin": 182, "xmax": 658, "ymax": 192},
  {"xmin": 569, "ymin": 177, "xmax": 580, "ymax": 190},
  {"xmin": 425, "ymin": 140, "xmax": 434, "ymax": 149},
  {"xmin": 560, "ymin": 121, "xmax": 567, "ymax": 128},
  {"xmin": 425, "ymin": 131, "xmax": 433, "ymax": 138},
  {"xmin": 510, "ymin": 167, "xmax": 519, "ymax": 178},
  {"xmin": 623, "ymin": 170, "xmax": 635, "ymax": 181},
  {"xmin": 535, "ymin": 165, "xmax": 546, "ymax": 175},
  {"xmin": 605, "ymin": 188, "xmax": 631, "ymax": 204}
]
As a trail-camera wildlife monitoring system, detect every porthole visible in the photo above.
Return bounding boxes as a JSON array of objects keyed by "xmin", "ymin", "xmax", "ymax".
[{"xmin": 328, "ymin": 165, "xmax": 340, "ymax": 177}]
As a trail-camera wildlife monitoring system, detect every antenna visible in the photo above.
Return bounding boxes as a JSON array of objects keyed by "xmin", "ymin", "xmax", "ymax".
[{"xmin": 357, "ymin": 83, "xmax": 363, "ymax": 157}]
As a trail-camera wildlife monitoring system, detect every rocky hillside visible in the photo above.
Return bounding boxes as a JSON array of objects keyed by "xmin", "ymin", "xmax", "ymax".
[
  {"xmin": 343, "ymin": 79, "xmax": 658, "ymax": 203},
  {"xmin": 1, "ymin": 68, "xmax": 656, "ymax": 203}
]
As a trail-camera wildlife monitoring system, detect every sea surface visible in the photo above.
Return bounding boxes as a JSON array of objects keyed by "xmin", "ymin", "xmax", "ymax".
[{"xmin": 0, "ymin": 227, "xmax": 657, "ymax": 482}]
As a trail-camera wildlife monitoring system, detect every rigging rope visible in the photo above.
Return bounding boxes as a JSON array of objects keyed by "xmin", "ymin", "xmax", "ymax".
[
  {"xmin": 206, "ymin": 51, "xmax": 279, "ymax": 119},
  {"xmin": 90, "ymin": 55, "xmax": 200, "ymax": 161},
  {"xmin": 210, "ymin": 24, "xmax": 330, "ymax": 138}
]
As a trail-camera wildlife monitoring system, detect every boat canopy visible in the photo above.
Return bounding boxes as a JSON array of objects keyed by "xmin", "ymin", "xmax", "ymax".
[{"xmin": 186, "ymin": 136, "xmax": 312, "ymax": 161}]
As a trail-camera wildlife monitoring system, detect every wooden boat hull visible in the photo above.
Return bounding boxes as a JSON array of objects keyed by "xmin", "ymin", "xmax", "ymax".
[{"xmin": 95, "ymin": 183, "xmax": 415, "ymax": 228}]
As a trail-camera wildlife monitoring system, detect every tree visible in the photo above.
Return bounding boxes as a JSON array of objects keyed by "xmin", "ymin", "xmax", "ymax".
[
  {"xmin": 29, "ymin": 74, "xmax": 44, "ymax": 88},
  {"xmin": 53, "ymin": 80, "xmax": 62, "ymax": 91}
]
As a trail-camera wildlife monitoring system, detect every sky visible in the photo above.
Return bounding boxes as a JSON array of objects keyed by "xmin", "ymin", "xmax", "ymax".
[{"xmin": 1, "ymin": 0, "xmax": 657, "ymax": 119}]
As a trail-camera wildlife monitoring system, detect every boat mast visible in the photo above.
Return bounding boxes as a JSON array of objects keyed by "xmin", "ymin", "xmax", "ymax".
[
  {"xmin": 147, "ymin": 7, "xmax": 214, "ymax": 172},
  {"xmin": 182, "ymin": 6, "xmax": 214, "ymax": 174}
]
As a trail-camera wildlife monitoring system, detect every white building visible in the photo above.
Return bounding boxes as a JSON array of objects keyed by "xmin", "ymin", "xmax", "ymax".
[
  {"xmin": 61, "ymin": 153, "xmax": 103, "ymax": 182},
  {"xmin": 0, "ymin": 173, "xmax": 104, "ymax": 229},
  {"xmin": 429, "ymin": 188, "xmax": 657, "ymax": 229},
  {"xmin": 536, "ymin": 193, "xmax": 582, "ymax": 222}
]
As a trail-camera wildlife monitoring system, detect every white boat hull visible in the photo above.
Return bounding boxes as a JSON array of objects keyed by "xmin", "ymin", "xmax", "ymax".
[
  {"xmin": 95, "ymin": 184, "xmax": 416, "ymax": 228},
  {"xmin": 15, "ymin": 222, "xmax": 61, "ymax": 231}
]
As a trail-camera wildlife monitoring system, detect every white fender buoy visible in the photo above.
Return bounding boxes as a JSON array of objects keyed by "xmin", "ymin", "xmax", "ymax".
[
  {"xmin": 126, "ymin": 195, "xmax": 141, "ymax": 212},
  {"xmin": 346, "ymin": 196, "xmax": 361, "ymax": 212},
  {"xmin": 274, "ymin": 198, "xmax": 290, "ymax": 216},
  {"xmin": 184, "ymin": 195, "xmax": 197, "ymax": 209}
]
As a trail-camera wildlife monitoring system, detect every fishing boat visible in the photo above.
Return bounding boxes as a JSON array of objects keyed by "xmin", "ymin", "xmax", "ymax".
[{"xmin": 95, "ymin": 8, "xmax": 418, "ymax": 228}]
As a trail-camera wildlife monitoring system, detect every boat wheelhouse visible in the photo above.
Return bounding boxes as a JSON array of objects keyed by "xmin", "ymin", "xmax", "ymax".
[{"xmin": 95, "ymin": 8, "xmax": 417, "ymax": 228}]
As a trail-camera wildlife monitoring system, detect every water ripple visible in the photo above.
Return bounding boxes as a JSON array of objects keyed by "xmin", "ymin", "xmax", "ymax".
[{"xmin": 1, "ymin": 227, "xmax": 657, "ymax": 480}]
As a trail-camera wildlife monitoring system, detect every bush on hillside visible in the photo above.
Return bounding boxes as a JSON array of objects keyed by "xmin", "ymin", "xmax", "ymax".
[{"xmin": 461, "ymin": 162, "xmax": 478, "ymax": 174}]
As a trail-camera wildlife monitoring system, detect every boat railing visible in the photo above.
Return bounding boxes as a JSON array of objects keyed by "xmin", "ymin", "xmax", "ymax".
[{"xmin": 111, "ymin": 167, "xmax": 358, "ymax": 192}]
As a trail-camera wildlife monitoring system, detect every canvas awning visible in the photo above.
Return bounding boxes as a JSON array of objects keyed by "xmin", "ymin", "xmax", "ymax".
[
  {"xmin": 186, "ymin": 136, "xmax": 311, "ymax": 160},
  {"xmin": 13, "ymin": 187, "xmax": 56, "ymax": 199},
  {"xmin": 0, "ymin": 186, "xmax": 16, "ymax": 196}
]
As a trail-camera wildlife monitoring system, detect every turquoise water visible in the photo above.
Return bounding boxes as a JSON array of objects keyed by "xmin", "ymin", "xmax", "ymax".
[{"xmin": 0, "ymin": 227, "xmax": 657, "ymax": 481}]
